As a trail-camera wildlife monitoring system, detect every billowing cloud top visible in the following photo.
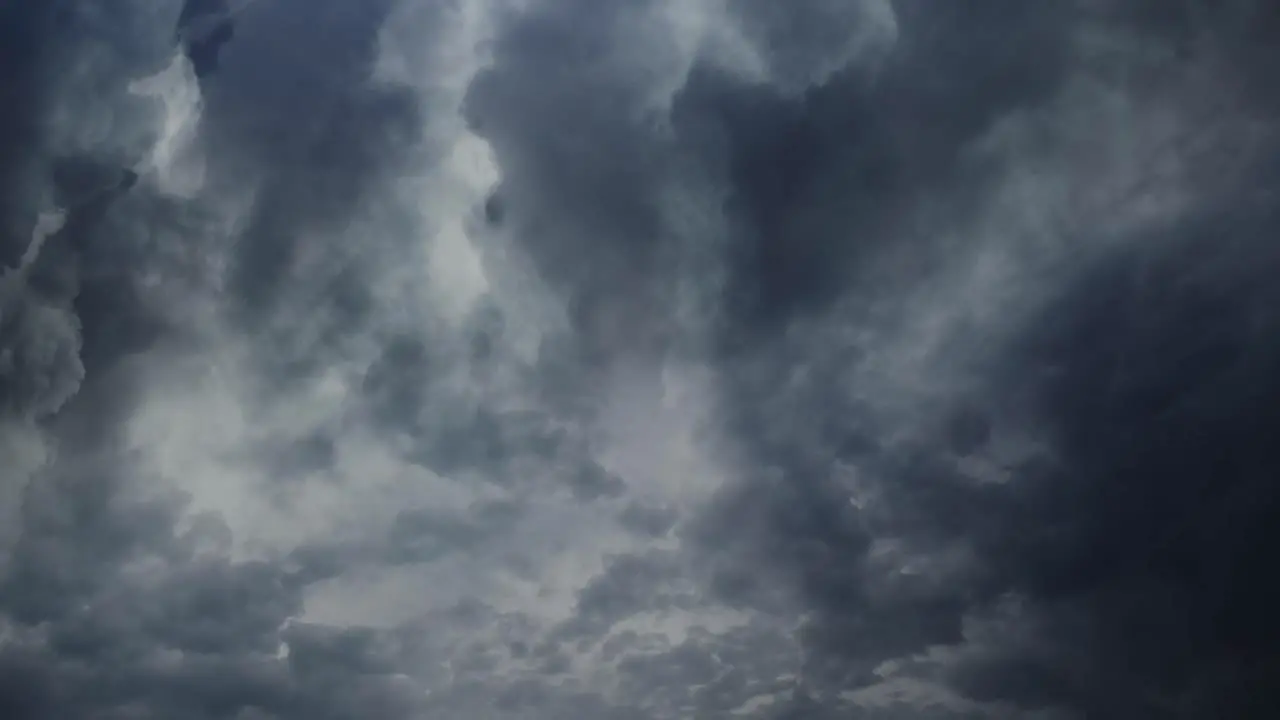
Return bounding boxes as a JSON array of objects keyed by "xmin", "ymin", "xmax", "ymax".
[{"xmin": 2, "ymin": 1, "xmax": 1280, "ymax": 718}]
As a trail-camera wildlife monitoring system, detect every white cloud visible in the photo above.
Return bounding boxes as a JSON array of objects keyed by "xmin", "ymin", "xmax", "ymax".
[{"xmin": 128, "ymin": 53, "xmax": 206, "ymax": 198}]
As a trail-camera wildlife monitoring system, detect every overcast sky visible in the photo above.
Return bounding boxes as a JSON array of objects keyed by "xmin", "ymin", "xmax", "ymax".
[{"xmin": 2, "ymin": 1, "xmax": 1279, "ymax": 718}]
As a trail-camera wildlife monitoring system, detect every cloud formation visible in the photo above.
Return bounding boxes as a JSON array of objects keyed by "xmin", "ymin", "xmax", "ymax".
[{"xmin": 2, "ymin": 1, "xmax": 1279, "ymax": 718}]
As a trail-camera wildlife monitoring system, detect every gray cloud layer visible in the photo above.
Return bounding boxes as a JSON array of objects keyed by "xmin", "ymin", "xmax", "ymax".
[{"xmin": 2, "ymin": 1, "xmax": 1279, "ymax": 718}]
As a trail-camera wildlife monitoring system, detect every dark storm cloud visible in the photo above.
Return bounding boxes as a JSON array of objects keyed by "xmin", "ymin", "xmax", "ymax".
[
  {"xmin": 5, "ymin": 0, "xmax": 1280, "ymax": 719},
  {"xmin": 558, "ymin": 550, "xmax": 689, "ymax": 638},
  {"xmin": 0, "ymin": 410, "xmax": 432, "ymax": 720},
  {"xmin": 195, "ymin": 0, "xmax": 419, "ymax": 335},
  {"xmin": 677, "ymin": 0, "xmax": 1070, "ymax": 339},
  {"xmin": 177, "ymin": 0, "xmax": 238, "ymax": 79},
  {"xmin": 617, "ymin": 500, "xmax": 679, "ymax": 538},
  {"xmin": 939, "ymin": 189, "xmax": 1280, "ymax": 716},
  {"xmin": 678, "ymin": 2, "xmax": 1280, "ymax": 717},
  {"xmin": 0, "ymin": 2, "xmax": 56, "ymax": 260},
  {"xmin": 0, "ymin": 1, "xmax": 430, "ymax": 719},
  {"xmin": 463, "ymin": 0, "xmax": 710, "ymax": 364},
  {"xmin": 0, "ymin": 0, "xmax": 197, "ymax": 412},
  {"xmin": 0, "ymin": 430, "xmax": 293, "ymax": 719},
  {"xmin": 0, "ymin": 257, "xmax": 84, "ymax": 420}
]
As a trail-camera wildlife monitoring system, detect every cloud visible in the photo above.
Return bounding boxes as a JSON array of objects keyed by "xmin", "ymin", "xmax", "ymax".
[
  {"xmin": 1, "ymin": 1, "xmax": 1279, "ymax": 718},
  {"xmin": 0, "ymin": 211, "xmax": 80, "ymax": 419}
]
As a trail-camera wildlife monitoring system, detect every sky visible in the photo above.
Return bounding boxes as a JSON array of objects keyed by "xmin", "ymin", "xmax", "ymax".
[{"xmin": 1, "ymin": 1, "xmax": 1279, "ymax": 718}]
